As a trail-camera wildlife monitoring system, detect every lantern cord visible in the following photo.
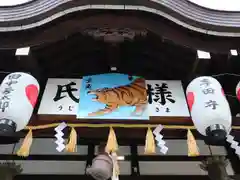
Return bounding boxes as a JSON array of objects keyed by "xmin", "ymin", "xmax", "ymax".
[
  {"xmin": 208, "ymin": 145, "xmax": 213, "ymax": 156},
  {"xmin": 24, "ymin": 123, "xmax": 240, "ymax": 130},
  {"xmin": 226, "ymin": 94, "xmax": 237, "ymax": 98},
  {"xmin": 0, "ymin": 71, "xmax": 13, "ymax": 74},
  {"xmin": 212, "ymin": 73, "xmax": 240, "ymax": 77}
]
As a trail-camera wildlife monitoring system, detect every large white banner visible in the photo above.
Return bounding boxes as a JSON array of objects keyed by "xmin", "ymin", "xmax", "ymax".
[
  {"xmin": 38, "ymin": 78, "xmax": 190, "ymax": 117},
  {"xmin": 147, "ymin": 80, "xmax": 189, "ymax": 117},
  {"xmin": 38, "ymin": 79, "xmax": 81, "ymax": 115}
]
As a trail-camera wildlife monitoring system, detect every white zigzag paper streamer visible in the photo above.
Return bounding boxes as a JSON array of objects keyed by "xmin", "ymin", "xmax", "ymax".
[
  {"xmin": 226, "ymin": 134, "xmax": 240, "ymax": 156},
  {"xmin": 111, "ymin": 152, "xmax": 119, "ymax": 180},
  {"xmin": 54, "ymin": 122, "xmax": 67, "ymax": 152},
  {"xmin": 153, "ymin": 125, "xmax": 168, "ymax": 154},
  {"xmin": 235, "ymin": 146, "xmax": 240, "ymax": 155},
  {"xmin": 55, "ymin": 138, "xmax": 64, "ymax": 145}
]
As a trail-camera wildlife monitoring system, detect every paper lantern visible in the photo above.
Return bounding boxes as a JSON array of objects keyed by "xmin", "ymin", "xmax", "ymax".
[
  {"xmin": 186, "ymin": 76, "xmax": 231, "ymax": 143},
  {"xmin": 236, "ymin": 81, "xmax": 240, "ymax": 101},
  {"xmin": 0, "ymin": 72, "xmax": 39, "ymax": 134}
]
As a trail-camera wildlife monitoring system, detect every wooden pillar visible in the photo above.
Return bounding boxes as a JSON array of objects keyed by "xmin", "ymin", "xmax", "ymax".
[
  {"xmin": 85, "ymin": 144, "xmax": 95, "ymax": 174},
  {"xmin": 130, "ymin": 144, "xmax": 140, "ymax": 176},
  {"xmin": 200, "ymin": 156, "xmax": 232, "ymax": 180},
  {"xmin": 0, "ymin": 162, "xmax": 22, "ymax": 180},
  {"xmin": 225, "ymin": 144, "xmax": 240, "ymax": 175}
]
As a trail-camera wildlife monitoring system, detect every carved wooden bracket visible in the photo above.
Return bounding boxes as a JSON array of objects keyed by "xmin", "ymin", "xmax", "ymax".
[{"xmin": 82, "ymin": 28, "xmax": 147, "ymax": 43}]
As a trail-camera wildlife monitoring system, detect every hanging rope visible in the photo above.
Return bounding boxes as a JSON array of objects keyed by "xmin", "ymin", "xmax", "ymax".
[{"xmin": 24, "ymin": 123, "xmax": 240, "ymax": 130}]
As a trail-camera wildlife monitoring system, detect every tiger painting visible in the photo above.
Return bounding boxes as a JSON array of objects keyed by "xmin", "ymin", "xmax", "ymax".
[{"xmin": 87, "ymin": 78, "xmax": 147, "ymax": 116}]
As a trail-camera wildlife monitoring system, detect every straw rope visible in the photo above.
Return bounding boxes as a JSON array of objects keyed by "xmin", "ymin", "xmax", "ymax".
[{"xmin": 25, "ymin": 123, "xmax": 240, "ymax": 130}]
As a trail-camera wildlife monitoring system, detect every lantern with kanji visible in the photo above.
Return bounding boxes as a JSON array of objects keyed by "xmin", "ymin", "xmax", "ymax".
[
  {"xmin": 186, "ymin": 76, "xmax": 231, "ymax": 144},
  {"xmin": 0, "ymin": 72, "xmax": 39, "ymax": 136}
]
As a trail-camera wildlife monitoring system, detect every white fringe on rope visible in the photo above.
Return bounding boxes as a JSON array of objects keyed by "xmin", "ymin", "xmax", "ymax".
[{"xmin": 54, "ymin": 122, "xmax": 67, "ymax": 152}]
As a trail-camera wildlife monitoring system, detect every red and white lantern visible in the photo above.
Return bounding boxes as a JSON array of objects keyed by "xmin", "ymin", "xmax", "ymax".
[
  {"xmin": 186, "ymin": 76, "xmax": 231, "ymax": 142},
  {"xmin": 0, "ymin": 72, "xmax": 39, "ymax": 133},
  {"xmin": 236, "ymin": 81, "xmax": 240, "ymax": 102}
]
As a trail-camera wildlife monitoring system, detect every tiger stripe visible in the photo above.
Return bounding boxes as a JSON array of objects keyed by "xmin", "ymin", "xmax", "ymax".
[{"xmin": 88, "ymin": 78, "xmax": 147, "ymax": 116}]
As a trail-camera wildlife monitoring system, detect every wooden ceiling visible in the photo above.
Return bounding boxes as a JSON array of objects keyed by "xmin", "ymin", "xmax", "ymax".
[{"xmin": 31, "ymin": 31, "xmax": 196, "ymax": 80}]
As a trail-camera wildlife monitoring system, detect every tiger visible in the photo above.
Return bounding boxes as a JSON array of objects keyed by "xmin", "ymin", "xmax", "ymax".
[{"xmin": 87, "ymin": 78, "xmax": 147, "ymax": 116}]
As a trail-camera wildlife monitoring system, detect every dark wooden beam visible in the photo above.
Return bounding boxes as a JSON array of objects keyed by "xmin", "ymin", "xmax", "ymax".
[
  {"xmin": 0, "ymin": 153, "xmax": 213, "ymax": 162},
  {"xmin": 187, "ymin": 55, "xmax": 211, "ymax": 83},
  {"xmin": 35, "ymin": 114, "xmax": 240, "ymax": 126},
  {"xmin": 187, "ymin": 56, "xmax": 200, "ymax": 81},
  {"xmin": 106, "ymin": 42, "xmax": 120, "ymax": 72},
  {"xmin": 225, "ymin": 143, "xmax": 240, "ymax": 174},
  {"xmin": 131, "ymin": 144, "xmax": 140, "ymax": 176},
  {"xmin": 85, "ymin": 144, "xmax": 95, "ymax": 174},
  {"xmin": 13, "ymin": 175, "xmax": 214, "ymax": 180},
  {"xmin": 16, "ymin": 52, "xmax": 42, "ymax": 81}
]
